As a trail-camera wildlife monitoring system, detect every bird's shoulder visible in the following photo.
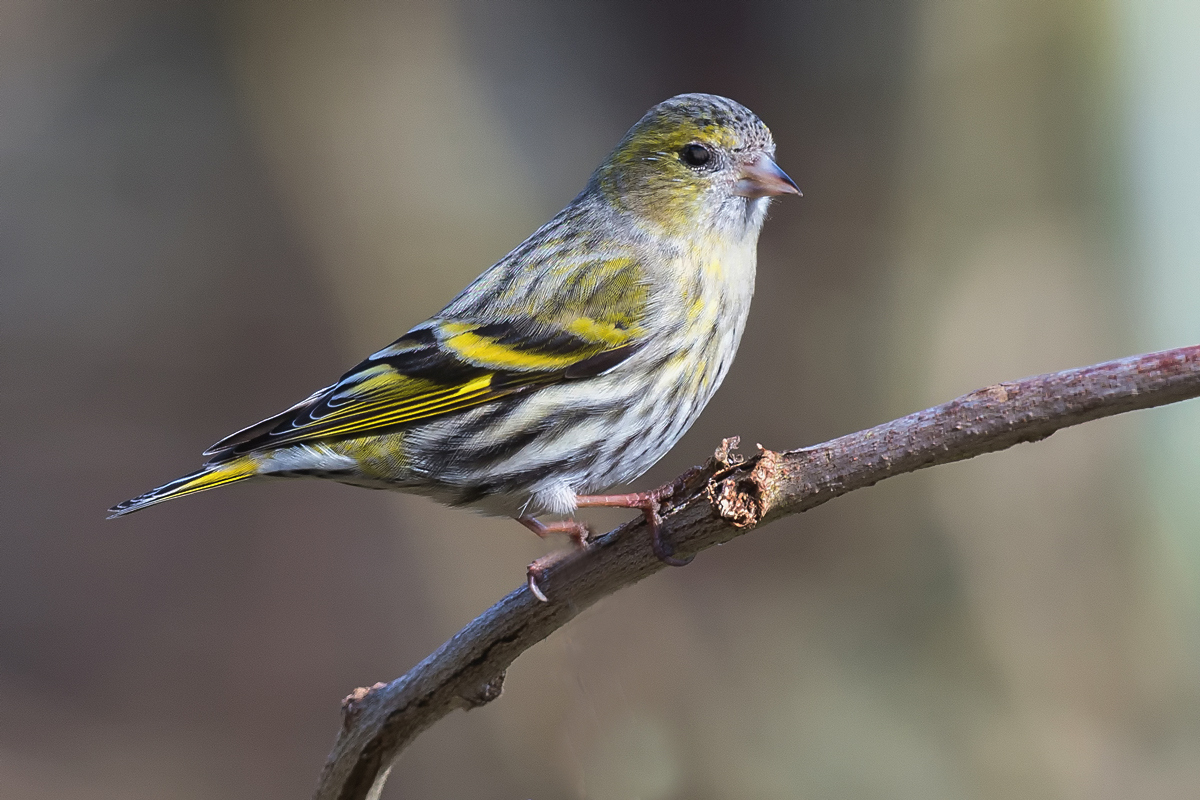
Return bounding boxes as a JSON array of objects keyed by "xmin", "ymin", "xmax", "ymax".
[{"xmin": 439, "ymin": 199, "xmax": 675, "ymax": 330}]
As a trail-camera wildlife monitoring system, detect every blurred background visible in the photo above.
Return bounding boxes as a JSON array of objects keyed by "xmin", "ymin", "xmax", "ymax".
[{"xmin": 2, "ymin": 1, "xmax": 1198, "ymax": 797}]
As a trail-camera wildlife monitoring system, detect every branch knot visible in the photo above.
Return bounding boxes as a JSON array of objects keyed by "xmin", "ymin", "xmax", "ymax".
[
  {"xmin": 707, "ymin": 444, "xmax": 784, "ymax": 528},
  {"xmin": 456, "ymin": 671, "xmax": 506, "ymax": 710},
  {"xmin": 341, "ymin": 682, "xmax": 387, "ymax": 730}
]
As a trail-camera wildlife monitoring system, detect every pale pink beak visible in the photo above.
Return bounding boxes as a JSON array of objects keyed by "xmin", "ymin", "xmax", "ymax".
[{"xmin": 734, "ymin": 154, "xmax": 801, "ymax": 198}]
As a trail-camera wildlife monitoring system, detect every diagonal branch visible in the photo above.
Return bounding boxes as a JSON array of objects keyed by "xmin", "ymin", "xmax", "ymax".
[{"xmin": 314, "ymin": 345, "xmax": 1200, "ymax": 800}]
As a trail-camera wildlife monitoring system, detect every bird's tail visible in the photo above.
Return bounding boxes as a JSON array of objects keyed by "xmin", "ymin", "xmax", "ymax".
[{"xmin": 107, "ymin": 457, "xmax": 259, "ymax": 518}]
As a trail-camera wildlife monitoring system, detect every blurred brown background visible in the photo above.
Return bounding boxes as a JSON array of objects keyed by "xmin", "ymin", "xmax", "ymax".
[{"xmin": 3, "ymin": 1, "xmax": 1199, "ymax": 798}]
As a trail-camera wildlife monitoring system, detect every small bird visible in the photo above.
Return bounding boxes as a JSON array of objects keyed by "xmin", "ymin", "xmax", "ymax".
[{"xmin": 110, "ymin": 93, "xmax": 799, "ymax": 599}]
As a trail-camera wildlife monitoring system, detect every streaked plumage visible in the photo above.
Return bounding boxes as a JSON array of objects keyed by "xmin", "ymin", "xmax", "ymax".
[{"xmin": 110, "ymin": 94, "xmax": 798, "ymax": 585}]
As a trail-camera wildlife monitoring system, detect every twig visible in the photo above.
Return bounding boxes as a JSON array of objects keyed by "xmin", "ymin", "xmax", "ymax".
[{"xmin": 314, "ymin": 344, "xmax": 1200, "ymax": 800}]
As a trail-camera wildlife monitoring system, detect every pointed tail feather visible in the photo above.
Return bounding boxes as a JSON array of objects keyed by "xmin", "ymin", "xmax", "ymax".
[{"xmin": 108, "ymin": 458, "xmax": 259, "ymax": 518}]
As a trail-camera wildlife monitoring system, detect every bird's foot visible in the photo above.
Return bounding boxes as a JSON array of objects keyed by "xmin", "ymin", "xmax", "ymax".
[
  {"xmin": 575, "ymin": 469, "xmax": 701, "ymax": 567},
  {"xmin": 517, "ymin": 516, "xmax": 592, "ymax": 602}
]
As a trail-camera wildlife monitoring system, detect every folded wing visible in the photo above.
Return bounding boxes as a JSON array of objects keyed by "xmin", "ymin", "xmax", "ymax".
[{"xmin": 203, "ymin": 278, "xmax": 648, "ymax": 461}]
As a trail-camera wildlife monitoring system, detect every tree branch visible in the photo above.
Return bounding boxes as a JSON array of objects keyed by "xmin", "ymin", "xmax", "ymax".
[{"xmin": 313, "ymin": 345, "xmax": 1200, "ymax": 800}]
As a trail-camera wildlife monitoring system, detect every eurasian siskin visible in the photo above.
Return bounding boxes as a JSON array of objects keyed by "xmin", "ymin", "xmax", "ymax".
[{"xmin": 110, "ymin": 93, "xmax": 799, "ymax": 598}]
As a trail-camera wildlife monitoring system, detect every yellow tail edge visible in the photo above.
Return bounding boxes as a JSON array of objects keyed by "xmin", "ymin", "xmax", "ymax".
[{"xmin": 107, "ymin": 458, "xmax": 258, "ymax": 518}]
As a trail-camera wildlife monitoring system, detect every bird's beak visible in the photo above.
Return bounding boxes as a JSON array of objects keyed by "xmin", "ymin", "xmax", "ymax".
[{"xmin": 734, "ymin": 154, "xmax": 801, "ymax": 198}]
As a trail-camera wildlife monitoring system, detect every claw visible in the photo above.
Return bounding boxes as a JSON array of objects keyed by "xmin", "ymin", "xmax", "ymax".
[
  {"xmin": 650, "ymin": 524, "xmax": 695, "ymax": 566},
  {"xmin": 527, "ymin": 569, "xmax": 549, "ymax": 603},
  {"xmin": 517, "ymin": 516, "xmax": 592, "ymax": 602}
]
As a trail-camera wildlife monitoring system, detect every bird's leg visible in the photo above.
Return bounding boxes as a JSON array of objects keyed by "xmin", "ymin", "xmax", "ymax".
[
  {"xmin": 575, "ymin": 468, "xmax": 701, "ymax": 567},
  {"xmin": 517, "ymin": 516, "xmax": 592, "ymax": 602}
]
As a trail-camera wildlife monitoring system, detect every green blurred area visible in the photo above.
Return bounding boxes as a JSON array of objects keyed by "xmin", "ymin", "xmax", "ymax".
[{"xmin": 2, "ymin": 1, "xmax": 1197, "ymax": 798}]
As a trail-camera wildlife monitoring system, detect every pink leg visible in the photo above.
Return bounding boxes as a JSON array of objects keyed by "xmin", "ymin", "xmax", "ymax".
[
  {"xmin": 574, "ymin": 469, "xmax": 700, "ymax": 567},
  {"xmin": 517, "ymin": 516, "xmax": 592, "ymax": 602}
]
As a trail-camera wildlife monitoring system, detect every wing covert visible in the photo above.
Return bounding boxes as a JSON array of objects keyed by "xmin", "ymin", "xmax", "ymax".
[{"xmin": 204, "ymin": 316, "xmax": 644, "ymax": 460}]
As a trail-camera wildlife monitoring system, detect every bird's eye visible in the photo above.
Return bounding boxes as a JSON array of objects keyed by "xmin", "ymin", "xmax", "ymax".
[{"xmin": 680, "ymin": 143, "xmax": 711, "ymax": 167}]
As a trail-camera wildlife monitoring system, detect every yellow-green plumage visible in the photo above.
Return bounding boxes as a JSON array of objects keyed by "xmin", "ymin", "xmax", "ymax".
[{"xmin": 109, "ymin": 93, "xmax": 798, "ymax": 526}]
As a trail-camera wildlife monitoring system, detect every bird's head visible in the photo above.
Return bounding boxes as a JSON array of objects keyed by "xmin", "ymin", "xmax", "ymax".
[{"xmin": 591, "ymin": 93, "xmax": 799, "ymax": 239}]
